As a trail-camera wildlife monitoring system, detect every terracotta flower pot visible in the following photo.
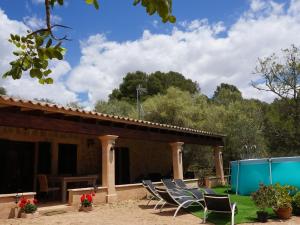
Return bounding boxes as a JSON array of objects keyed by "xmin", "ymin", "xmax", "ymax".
[
  {"xmin": 257, "ymin": 211, "xmax": 268, "ymax": 223},
  {"xmin": 20, "ymin": 211, "xmax": 39, "ymax": 219},
  {"xmin": 275, "ymin": 207, "xmax": 292, "ymax": 220},
  {"xmin": 79, "ymin": 206, "xmax": 93, "ymax": 212}
]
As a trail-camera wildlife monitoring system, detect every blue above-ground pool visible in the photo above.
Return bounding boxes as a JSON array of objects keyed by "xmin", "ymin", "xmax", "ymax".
[{"xmin": 230, "ymin": 156, "xmax": 300, "ymax": 195}]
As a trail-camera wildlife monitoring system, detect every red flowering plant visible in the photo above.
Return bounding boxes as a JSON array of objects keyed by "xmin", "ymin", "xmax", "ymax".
[
  {"xmin": 80, "ymin": 192, "xmax": 95, "ymax": 207},
  {"xmin": 18, "ymin": 197, "xmax": 38, "ymax": 214}
]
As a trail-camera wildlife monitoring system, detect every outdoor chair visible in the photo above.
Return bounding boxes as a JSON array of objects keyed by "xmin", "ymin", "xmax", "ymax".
[
  {"xmin": 203, "ymin": 194, "xmax": 237, "ymax": 225},
  {"xmin": 156, "ymin": 188, "xmax": 204, "ymax": 218},
  {"xmin": 161, "ymin": 178, "xmax": 178, "ymax": 190},
  {"xmin": 142, "ymin": 180, "xmax": 165, "ymax": 209},
  {"xmin": 166, "ymin": 179, "xmax": 204, "ymax": 200},
  {"xmin": 37, "ymin": 174, "xmax": 60, "ymax": 200},
  {"xmin": 201, "ymin": 187, "xmax": 216, "ymax": 194},
  {"xmin": 174, "ymin": 179, "xmax": 199, "ymax": 190}
]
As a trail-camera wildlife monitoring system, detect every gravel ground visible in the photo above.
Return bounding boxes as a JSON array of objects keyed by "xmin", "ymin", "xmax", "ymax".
[{"xmin": 1, "ymin": 200, "xmax": 300, "ymax": 225}]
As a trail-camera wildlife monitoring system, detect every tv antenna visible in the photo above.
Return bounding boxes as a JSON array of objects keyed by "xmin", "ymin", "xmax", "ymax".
[{"xmin": 136, "ymin": 84, "xmax": 147, "ymax": 120}]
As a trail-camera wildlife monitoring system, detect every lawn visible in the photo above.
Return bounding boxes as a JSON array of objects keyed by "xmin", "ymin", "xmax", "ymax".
[{"xmin": 188, "ymin": 187, "xmax": 276, "ymax": 225}]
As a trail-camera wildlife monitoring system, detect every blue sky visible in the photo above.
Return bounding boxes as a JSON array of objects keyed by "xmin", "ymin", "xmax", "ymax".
[
  {"xmin": 0, "ymin": 0, "xmax": 251, "ymax": 66},
  {"xmin": 0, "ymin": 0, "xmax": 299, "ymax": 106}
]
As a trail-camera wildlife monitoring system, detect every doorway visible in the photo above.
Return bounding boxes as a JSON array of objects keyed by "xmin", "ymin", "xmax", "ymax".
[
  {"xmin": 0, "ymin": 139, "xmax": 35, "ymax": 194},
  {"xmin": 115, "ymin": 147, "xmax": 130, "ymax": 185},
  {"xmin": 58, "ymin": 144, "xmax": 77, "ymax": 175}
]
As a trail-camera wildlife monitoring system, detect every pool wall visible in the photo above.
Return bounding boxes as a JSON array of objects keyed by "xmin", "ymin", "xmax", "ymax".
[{"xmin": 230, "ymin": 156, "xmax": 300, "ymax": 195}]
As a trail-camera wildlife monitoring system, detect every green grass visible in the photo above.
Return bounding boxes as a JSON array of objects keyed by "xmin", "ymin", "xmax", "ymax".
[{"xmin": 188, "ymin": 187, "xmax": 276, "ymax": 225}]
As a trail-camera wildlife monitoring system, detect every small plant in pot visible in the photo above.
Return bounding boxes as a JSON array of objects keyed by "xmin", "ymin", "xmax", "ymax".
[
  {"xmin": 18, "ymin": 197, "xmax": 38, "ymax": 218},
  {"xmin": 292, "ymin": 192, "xmax": 300, "ymax": 216},
  {"xmin": 252, "ymin": 183, "xmax": 275, "ymax": 222},
  {"xmin": 79, "ymin": 192, "xmax": 95, "ymax": 212},
  {"xmin": 272, "ymin": 183, "xmax": 296, "ymax": 220}
]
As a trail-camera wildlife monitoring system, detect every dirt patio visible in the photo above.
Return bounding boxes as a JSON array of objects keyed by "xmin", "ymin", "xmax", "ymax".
[{"xmin": 1, "ymin": 200, "xmax": 300, "ymax": 225}]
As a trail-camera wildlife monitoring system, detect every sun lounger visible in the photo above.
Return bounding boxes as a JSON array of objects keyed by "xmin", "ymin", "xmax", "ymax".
[
  {"xmin": 156, "ymin": 188, "xmax": 204, "ymax": 218},
  {"xmin": 203, "ymin": 194, "xmax": 237, "ymax": 225},
  {"xmin": 142, "ymin": 180, "xmax": 165, "ymax": 209}
]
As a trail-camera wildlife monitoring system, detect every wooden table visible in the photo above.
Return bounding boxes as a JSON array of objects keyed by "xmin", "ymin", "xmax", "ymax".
[{"xmin": 49, "ymin": 175, "xmax": 98, "ymax": 203}]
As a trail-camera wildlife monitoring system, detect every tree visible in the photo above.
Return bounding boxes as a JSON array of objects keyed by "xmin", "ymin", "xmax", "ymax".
[
  {"xmin": 212, "ymin": 83, "xmax": 242, "ymax": 105},
  {"xmin": 3, "ymin": 0, "xmax": 175, "ymax": 84},
  {"xmin": 66, "ymin": 102, "xmax": 84, "ymax": 109},
  {"xmin": 94, "ymin": 99, "xmax": 135, "ymax": 118},
  {"xmin": 253, "ymin": 45, "xmax": 300, "ymax": 149},
  {"xmin": 0, "ymin": 87, "xmax": 7, "ymax": 95},
  {"xmin": 109, "ymin": 71, "xmax": 199, "ymax": 102}
]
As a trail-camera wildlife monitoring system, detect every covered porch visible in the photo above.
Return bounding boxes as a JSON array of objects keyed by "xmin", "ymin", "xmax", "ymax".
[{"xmin": 0, "ymin": 96, "xmax": 225, "ymax": 217}]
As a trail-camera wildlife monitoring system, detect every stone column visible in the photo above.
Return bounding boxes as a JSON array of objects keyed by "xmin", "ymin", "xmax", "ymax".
[
  {"xmin": 170, "ymin": 142, "xmax": 184, "ymax": 179},
  {"xmin": 213, "ymin": 146, "xmax": 225, "ymax": 185},
  {"xmin": 99, "ymin": 135, "xmax": 118, "ymax": 203},
  {"xmin": 51, "ymin": 141, "xmax": 58, "ymax": 175}
]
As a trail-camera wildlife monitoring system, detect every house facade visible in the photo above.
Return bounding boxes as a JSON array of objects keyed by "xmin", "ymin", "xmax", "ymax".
[{"xmin": 0, "ymin": 95, "xmax": 225, "ymax": 218}]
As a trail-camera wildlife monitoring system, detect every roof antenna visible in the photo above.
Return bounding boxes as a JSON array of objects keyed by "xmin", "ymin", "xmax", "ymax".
[{"xmin": 136, "ymin": 84, "xmax": 147, "ymax": 120}]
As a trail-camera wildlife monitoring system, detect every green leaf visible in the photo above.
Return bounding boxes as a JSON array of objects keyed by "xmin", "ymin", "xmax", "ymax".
[
  {"xmin": 53, "ymin": 50, "xmax": 63, "ymax": 60},
  {"xmin": 93, "ymin": 0, "xmax": 99, "ymax": 9},
  {"xmin": 30, "ymin": 68, "xmax": 43, "ymax": 78},
  {"xmin": 46, "ymin": 38, "xmax": 52, "ymax": 48},
  {"xmin": 85, "ymin": 0, "xmax": 93, "ymax": 4},
  {"xmin": 57, "ymin": 0, "xmax": 64, "ymax": 5},
  {"xmin": 133, "ymin": 0, "xmax": 141, "ymax": 6},
  {"xmin": 168, "ymin": 15, "xmax": 176, "ymax": 23},
  {"xmin": 15, "ymin": 35, "xmax": 20, "ymax": 41},
  {"xmin": 36, "ymin": 36, "xmax": 44, "ymax": 47},
  {"xmin": 43, "ymin": 69, "xmax": 52, "ymax": 76},
  {"xmin": 45, "ymin": 78, "xmax": 54, "ymax": 84}
]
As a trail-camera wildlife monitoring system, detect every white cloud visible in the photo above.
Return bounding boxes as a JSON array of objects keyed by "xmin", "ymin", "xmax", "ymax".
[
  {"xmin": 23, "ymin": 14, "xmax": 62, "ymax": 30},
  {"xmin": 67, "ymin": 0, "xmax": 300, "ymax": 104},
  {"xmin": 0, "ymin": 9, "xmax": 77, "ymax": 105}
]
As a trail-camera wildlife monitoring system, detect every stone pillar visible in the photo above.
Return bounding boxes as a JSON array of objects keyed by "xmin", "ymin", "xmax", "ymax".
[
  {"xmin": 51, "ymin": 141, "xmax": 58, "ymax": 175},
  {"xmin": 99, "ymin": 135, "xmax": 118, "ymax": 203},
  {"xmin": 170, "ymin": 142, "xmax": 184, "ymax": 179},
  {"xmin": 213, "ymin": 146, "xmax": 225, "ymax": 185}
]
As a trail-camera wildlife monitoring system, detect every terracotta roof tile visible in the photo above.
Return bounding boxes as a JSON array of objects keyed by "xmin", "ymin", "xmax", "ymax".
[{"xmin": 0, "ymin": 95, "xmax": 225, "ymax": 138}]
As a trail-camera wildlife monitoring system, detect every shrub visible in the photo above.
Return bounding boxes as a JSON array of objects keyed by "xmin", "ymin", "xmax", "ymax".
[
  {"xmin": 293, "ymin": 192, "xmax": 300, "ymax": 208},
  {"xmin": 252, "ymin": 183, "xmax": 276, "ymax": 212},
  {"xmin": 272, "ymin": 183, "xmax": 296, "ymax": 210}
]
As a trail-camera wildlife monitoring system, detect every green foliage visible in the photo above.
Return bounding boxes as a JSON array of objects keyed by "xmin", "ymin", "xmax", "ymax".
[
  {"xmin": 109, "ymin": 71, "xmax": 199, "ymax": 102},
  {"xmin": 293, "ymin": 192, "xmax": 300, "ymax": 208},
  {"xmin": 94, "ymin": 99, "xmax": 135, "ymax": 117},
  {"xmin": 24, "ymin": 203, "xmax": 37, "ymax": 214},
  {"xmin": 251, "ymin": 183, "xmax": 276, "ymax": 212},
  {"xmin": 212, "ymin": 83, "xmax": 243, "ymax": 105},
  {"xmin": 3, "ymin": 31, "xmax": 64, "ymax": 84},
  {"xmin": 271, "ymin": 183, "xmax": 296, "ymax": 210},
  {"xmin": 133, "ymin": 0, "xmax": 176, "ymax": 23},
  {"xmin": 254, "ymin": 45, "xmax": 300, "ymax": 152},
  {"xmin": 0, "ymin": 87, "xmax": 6, "ymax": 95}
]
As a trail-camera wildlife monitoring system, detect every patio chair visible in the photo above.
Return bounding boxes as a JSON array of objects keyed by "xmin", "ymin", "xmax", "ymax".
[
  {"xmin": 37, "ymin": 174, "xmax": 60, "ymax": 200},
  {"xmin": 174, "ymin": 179, "xmax": 199, "ymax": 190},
  {"xmin": 161, "ymin": 179, "xmax": 178, "ymax": 190},
  {"xmin": 169, "ymin": 179, "xmax": 204, "ymax": 200},
  {"xmin": 201, "ymin": 187, "xmax": 216, "ymax": 194},
  {"xmin": 142, "ymin": 180, "xmax": 165, "ymax": 209},
  {"xmin": 203, "ymin": 194, "xmax": 237, "ymax": 225},
  {"xmin": 156, "ymin": 188, "xmax": 204, "ymax": 218}
]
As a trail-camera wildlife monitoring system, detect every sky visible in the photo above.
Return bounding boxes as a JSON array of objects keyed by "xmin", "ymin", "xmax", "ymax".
[{"xmin": 0, "ymin": 0, "xmax": 299, "ymax": 107}]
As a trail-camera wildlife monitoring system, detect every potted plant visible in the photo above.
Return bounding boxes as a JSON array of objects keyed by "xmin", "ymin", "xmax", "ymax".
[
  {"xmin": 292, "ymin": 192, "xmax": 300, "ymax": 216},
  {"xmin": 18, "ymin": 197, "xmax": 38, "ymax": 218},
  {"xmin": 79, "ymin": 192, "xmax": 95, "ymax": 212},
  {"xmin": 272, "ymin": 183, "xmax": 296, "ymax": 220},
  {"xmin": 252, "ymin": 183, "xmax": 275, "ymax": 222}
]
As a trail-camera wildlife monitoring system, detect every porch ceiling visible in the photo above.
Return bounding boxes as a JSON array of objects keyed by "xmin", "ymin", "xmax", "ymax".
[{"xmin": 0, "ymin": 95, "xmax": 225, "ymax": 146}]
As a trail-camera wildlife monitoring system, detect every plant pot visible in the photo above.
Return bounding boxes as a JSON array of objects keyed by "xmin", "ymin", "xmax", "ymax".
[
  {"xmin": 257, "ymin": 211, "xmax": 268, "ymax": 223},
  {"xmin": 20, "ymin": 211, "xmax": 39, "ymax": 219},
  {"xmin": 275, "ymin": 207, "xmax": 292, "ymax": 220},
  {"xmin": 79, "ymin": 206, "xmax": 93, "ymax": 212}
]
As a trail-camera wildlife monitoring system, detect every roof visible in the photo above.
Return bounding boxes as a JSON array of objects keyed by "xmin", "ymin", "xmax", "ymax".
[{"xmin": 0, "ymin": 95, "xmax": 225, "ymax": 138}]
